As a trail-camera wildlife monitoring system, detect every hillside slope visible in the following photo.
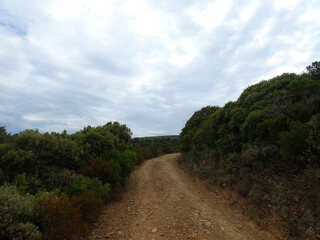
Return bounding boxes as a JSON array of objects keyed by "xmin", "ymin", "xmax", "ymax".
[{"xmin": 180, "ymin": 61, "xmax": 320, "ymax": 239}]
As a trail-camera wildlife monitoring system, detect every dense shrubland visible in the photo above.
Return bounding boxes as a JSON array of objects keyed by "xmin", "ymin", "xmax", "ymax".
[
  {"xmin": 180, "ymin": 61, "xmax": 320, "ymax": 239},
  {"xmin": 0, "ymin": 122, "xmax": 137, "ymax": 239},
  {"xmin": 131, "ymin": 137, "xmax": 180, "ymax": 164}
]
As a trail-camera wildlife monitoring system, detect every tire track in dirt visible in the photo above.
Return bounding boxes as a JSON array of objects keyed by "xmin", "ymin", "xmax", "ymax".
[{"xmin": 89, "ymin": 153, "xmax": 276, "ymax": 240}]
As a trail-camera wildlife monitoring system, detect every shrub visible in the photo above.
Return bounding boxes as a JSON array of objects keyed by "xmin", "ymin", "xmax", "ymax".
[
  {"xmin": 6, "ymin": 222, "xmax": 42, "ymax": 240},
  {"xmin": 260, "ymin": 145, "xmax": 281, "ymax": 162},
  {"xmin": 215, "ymin": 153, "xmax": 240, "ymax": 185},
  {"xmin": 118, "ymin": 150, "xmax": 136, "ymax": 179},
  {"xmin": 79, "ymin": 158, "xmax": 113, "ymax": 184},
  {"xmin": 280, "ymin": 121, "xmax": 309, "ymax": 159},
  {"xmin": 70, "ymin": 191, "xmax": 103, "ymax": 224},
  {"xmin": 0, "ymin": 126, "xmax": 10, "ymax": 143},
  {"xmin": 66, "ymin": 175, "xmax": 111, "ymax": 202},
  {"xmin": 267, "ymin": 114, "xmax": 289, "ymax": 140},
  {"xmin": 135, "ymin": 153, "xmax": 144, "ymax": 165},
  {"xmin": 100, "ymin": 183, "xmax": 111, "ymax": 202},
  {"xmin": 102, "ymin": 149, "xmax": 136, "ymax": 188},
  {"xmin": 241, "ymin": 146, "xmax": 264, "ymax": 170},
  {"xmin": 50, "ymin": 168, "xmax": 77, "ymax": 190},
  {"xmin": 0, "ymin": 147, "xmax": 35, "ymax": 183},
  {"xmin": 107, "ymin": 158, "xmax": 123, "ymax": 188},
  {"xmin": 306, "ymin": 114, "xmax": 320, "ymax": 163},
  {"xmin": 83, "ymin": 177, "xmax": 111, "ymax": 202},
  {"xmin": 249, "ymin": 181, "xmax": 268, "ymax": 207},
  {"xmin": 38, "ymin": 193, "xmax": 88, "ymax": 240},
  {"xmin": 0, "ymin": 185, "xmax": 40, "ymax": 239},
  {"xmin": 66, "ymin": 176, "xmax": 89, "ymax": 195},
  {"xmin": 14, "ymin": 173, "xmax": 43, "ymax": 195}
]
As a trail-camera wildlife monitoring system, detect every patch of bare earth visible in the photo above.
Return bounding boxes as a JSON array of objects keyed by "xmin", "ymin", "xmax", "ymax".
[{"xmin": 89, "ymin": 153, "xmax": 277, "ymax": 240}]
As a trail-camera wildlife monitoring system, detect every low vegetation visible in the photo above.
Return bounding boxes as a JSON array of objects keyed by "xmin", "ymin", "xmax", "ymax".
[
  {"xmin": 180, "ymin": 61, "xmax": 320, "ymax": 239},
  {"xmin": 0, "ymin": 122, "xmax": 137, "ymax": 239},
  {"xmin": 131, "ymin": 136, "xmax": 180, "ymax": 164}
]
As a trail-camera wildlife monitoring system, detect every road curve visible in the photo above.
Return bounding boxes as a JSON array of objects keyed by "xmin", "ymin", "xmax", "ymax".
[{"xmin": 89, "ymin": 153, "xmax": 276, "ymax": 240}]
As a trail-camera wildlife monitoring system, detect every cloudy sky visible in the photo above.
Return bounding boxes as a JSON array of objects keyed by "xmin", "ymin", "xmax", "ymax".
[{"xmin": 0, "ymin": 0, "xmax": 320, "ymax": 136}]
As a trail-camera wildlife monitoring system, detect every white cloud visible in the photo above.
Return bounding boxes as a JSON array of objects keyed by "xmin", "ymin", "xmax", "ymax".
[
  {"xmin": 267, "ymin": 51, "xmax": 285, "ymax": 66},
  {"xmin": 22, "ymin": 114, "xmax": 46, "ymax": 122},
  {"xmin": 169, "ymin": 38, "xmax": 197, "ymax": 67},
  {"xmin": 300, "ymin": 9, "xmax": 320, "ymax": 22},
  {"xmin": 0, "ymin": 0, "xmax": 319, "ymax": 136},
  {"xmin": 239, "ymin": 2, "xmax": 257, "ymax": 24},
  {"xmin": 274, "ymin": 0, "xmax": 301, "ymax": 10},
  {"xmin": 187, "ymin": 0, "xmax": 232, "ymax": 31},
  {"xmin": 253, "ymin": 17, "xmax": 274, "ymax": 46}
]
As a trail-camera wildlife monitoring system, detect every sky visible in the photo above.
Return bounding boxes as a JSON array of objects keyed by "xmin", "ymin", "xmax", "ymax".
[{"xmin": 0, "ymin": 0, "xmax": 320, "ymax": 137}]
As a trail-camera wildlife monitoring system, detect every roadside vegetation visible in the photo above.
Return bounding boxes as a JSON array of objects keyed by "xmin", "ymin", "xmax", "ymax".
[
  {"xmin": 131, "ymin": 137, "xmax": 180, "ymax": 164},
  {"xmin": 0, "ymin": 122, "xmax": 137, "ymax": 239},
  {"xmin": 180, "ymin": 61, "xmax": 320, "ymax": 239}
]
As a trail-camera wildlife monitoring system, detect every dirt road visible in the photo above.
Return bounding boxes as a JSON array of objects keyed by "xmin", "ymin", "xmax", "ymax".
[{"xmin": 89, "ymin": 153, "xmax": 276, "ymax": 240}]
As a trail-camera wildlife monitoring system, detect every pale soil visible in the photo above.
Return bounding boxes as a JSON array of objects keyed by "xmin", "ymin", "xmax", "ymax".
[{"xmin": 89, "ymin": 153, "xmax": 277, "ymax": 240}]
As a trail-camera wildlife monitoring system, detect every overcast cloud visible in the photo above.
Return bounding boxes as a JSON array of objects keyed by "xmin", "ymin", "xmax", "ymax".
[{"xmin": 0, "ymin": 0, "xmax": 320, "ymax": 136}]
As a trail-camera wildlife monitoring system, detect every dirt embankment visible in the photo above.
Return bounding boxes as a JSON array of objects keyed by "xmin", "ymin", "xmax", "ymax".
[{"xmin": 89, "ymin": 153, "xmax": 277, "ymax": 240}]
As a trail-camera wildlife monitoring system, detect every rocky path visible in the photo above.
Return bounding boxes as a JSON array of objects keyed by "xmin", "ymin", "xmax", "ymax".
[{"xmin": 89, "ymin": 153, "xmax": 276, "ymax": 240}]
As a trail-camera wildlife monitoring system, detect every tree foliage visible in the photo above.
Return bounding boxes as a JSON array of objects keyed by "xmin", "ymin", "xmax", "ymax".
[
  {"xmin": 180, "ymin": 62, "xmax": 320, "ymax": 239},
  {"xmin": 0, "ymin": 121, "xmax": 137, "ymax": 239},
  {"xmin": 131, "ymin": 137, "xmax": 180, "ymax": 162},
  {"xmin": 306, "ymin": 61, "xmax": 320, "ymax": 81}
]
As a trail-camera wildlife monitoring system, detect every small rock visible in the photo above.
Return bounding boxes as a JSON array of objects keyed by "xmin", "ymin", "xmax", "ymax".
[
  {"xmin": 205, "ymin": 221, "xmax": 212, "ymax": 227},
  {"xmin": 152, "ymin": 228, "xmax": 157, "ymax": 233}
]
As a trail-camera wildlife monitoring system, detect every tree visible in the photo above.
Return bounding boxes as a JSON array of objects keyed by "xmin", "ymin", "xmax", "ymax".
[
  {"xmin": 180, "ymin": 105, "xmax": 220, "ymax": 137},
  {"xmin": 0, "ymin": 126, "xmax": 10, "ymax": 142},
  {"xmin": 280, "ymin": 121, "xmax": 309, "ymax": 159},
  {"xmin": 306, "ymin": 61, "xmax": 320, "ymax": 81}
]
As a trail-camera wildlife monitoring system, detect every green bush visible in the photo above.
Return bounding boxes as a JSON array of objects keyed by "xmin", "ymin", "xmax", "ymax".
[
  {"xmin": 131, "ymin": 137, "xmax": 180, "ymax": 159},
  {"xmin": 0, "ymin": 146, "xmax": 35, "ymax": 183},
  {"xmin": 100, "ymin": 183, "xmax": 111, "ymax": 202},
  {"xmin": 0, "ymin": 126, "xmax": 10, "ymax": 143},
  {"xmin": 66, "ymin": 176, "xmax": 88, "ymax": 195},
  {"xmin": 102, "ymin": 149, "xmax": 136, "ymax": 188},
  {"xmin": 6, "ymin": 222, "xmax": 42, "ymax": 240},
  {"xmin": 280, "ymin": 121, "xmax": 309, "ymax": 159},
  {"xmin": 107, "ymin": 158, "xmax": 123, "ymax": 187},
  {"xmin": 66, "ymin": 175, "xmax": 111, "ymax": 202},
  {"xmin": 0, "ymin": 185, "xmax": 41, "ymax": 239},
  {"xmin": 307, "ymin": 114, "xmax": 320, "ymax": 163},
  {"xmin": 50, "ymin": 168, "xmax": 77, "ymax": 191},
  {"xmin": 118, "ymin": 150, "xmax": 136, "ymax": 178},
  {"xmin": 267, "ymin": 114, "xmax": 289, "ymax": 140},
  {"xmin": 14, "ymin": 173, "xmax": 43, "ymax": 195},
  {"xmin": 0, "ymin": 121, "xmax": 135, "ymax": 240}
]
